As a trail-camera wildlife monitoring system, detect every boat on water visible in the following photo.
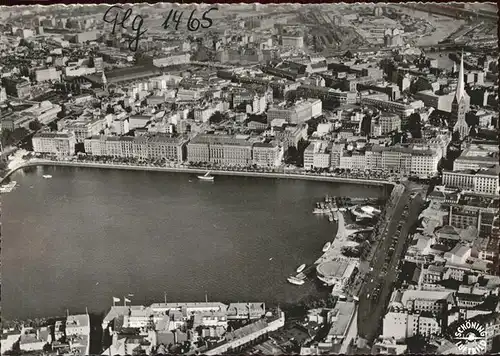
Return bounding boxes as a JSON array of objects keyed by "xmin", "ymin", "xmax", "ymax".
[
  {"xmin": 197, "ymin": 171, "xmax": 214, "ymax": 181},
  {"xmin": 296, "ymin": 272, "xmax": 306, "ymax": 280},
  {"xmin": 287, "ymin": 276, "xmax": 305, "ymax": 286},
  {"xmin": 328, "ymin": 214, "xmax": 334, "ymax": 222},
  {"xmin": 42, "ymin": 175, "xmax": 52, "ymax": 179},
  {"xmin": 351, "ymin": 206, "xmax": 374, "ymax": 220},
  {"xmin": 322, "ymin": 242, "xmax": 332, "ymax": 252},
  {"xmin": 333, "ymin": 212, "xmax": 339, "ymax": 221},
  {"xmin": 296, "ymin": 264, "xmax": 306, "ymax": 273}
]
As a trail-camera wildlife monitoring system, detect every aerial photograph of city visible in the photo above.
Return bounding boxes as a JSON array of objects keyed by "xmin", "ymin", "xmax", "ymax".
[{"xmin": 0, "ymin": 2, "xmax": 498, "ymax": 355}]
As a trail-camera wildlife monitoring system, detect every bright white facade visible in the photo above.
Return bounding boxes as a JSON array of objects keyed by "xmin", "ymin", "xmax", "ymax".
[{"xmin": 32, "ymin": 131, "xmax": 76, "ymax": 156}]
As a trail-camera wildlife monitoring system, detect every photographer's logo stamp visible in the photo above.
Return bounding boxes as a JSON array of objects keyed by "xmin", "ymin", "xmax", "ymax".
[{"xmin": 454, "ymin": 320, "xmax": 487, "ymax": 354}]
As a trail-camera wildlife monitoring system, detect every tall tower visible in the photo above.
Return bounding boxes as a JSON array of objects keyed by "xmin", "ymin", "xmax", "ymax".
[
  {"xmin": 101, "ymin": 71, "xmax": 108, "ymax": 91},
  {"xmin": 452, "ymin": 52, "xmax": 470, "ymax": 140}
]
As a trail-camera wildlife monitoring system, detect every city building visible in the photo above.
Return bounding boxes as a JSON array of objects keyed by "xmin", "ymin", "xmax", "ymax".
[
  {"xmin": 0, "ymin": 86, "xmax": 7, "ymax": 103},
  {"xmin": 83, "ymin": 66, "xmax": 162, "ymax": 88},
  {"xmin": 252, "ymin": 142, "xmax": 283, "ymax": 167},
  {"xmin": 296, "ymin": 85, "xmax": 357, "ymax": 109},
  {"xmin": 187, "ymin": 134, "xmax": 253, "ymax": 166},
  {"xmin": 24, "ymin": 101, "xmax": 62, "ymax": 125},
  {"xmin": 280, "ymin": 35, "xmax": 304, "ymax": 49},
  {"xmin": 272, "ymin": 123, "xmax": 308, "ymax": 151},
  {"xmin": 316, "ymin": 259, "xmax": 358, "ymax": 292},
  {"xmin": 84, "ymin": 135, "xmax": 187, "ymax": 162},
  {"xmin": 443, "ymin": 167, "xmax": 499, "ymax": 195},
  {"xmin": 360, "ymin": 97, "xmax": 416, "ymax": 123},
  {"xmin": 378, "ymin": 113, "xmax": 401, "ymax": 134},
  {"xmin": 453, "ymin": 143, "xmax": 499, "ymax": 171},
  {"xmin": 267, "ymin": 99, "xmax": 322, "ymax": 125},
  {"xmin": 60, "ymin": 117, "xmax": 106, "ymax": 142},
  {"xmin": 74, "ymin": 30, "xmax": 98, "ymax": 43},
  {"xmin": 304, "ymin": 141, "xmax": 330, "ymax": 170},
  {"xmin": 35, "ymin": 67, "xmax": 61, "ymax": 82},
  {"xmin": 153, "ymin": 53, "xmax": 191, "ymax": 67},
  {"xmin": 324, "ymin": 301, "xmax": 356, "ymax": 346},
  {"xmin": 32, "ymin": 131, "xmax": 77, "ymax": 156},
  {"xmin": 382, "ymin": 309, "xmax": 442, "ymax": 340},
  {"xmin": 1, "ymin": 77, "xmax": 31, "ymax": 99}
]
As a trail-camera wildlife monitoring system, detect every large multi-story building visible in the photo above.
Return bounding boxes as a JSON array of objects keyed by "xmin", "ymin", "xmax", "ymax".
[
  {"xmin": 187, "ymin": 134, "xmax": 253, "ymax": 166},
  {"xmin": 153, "ymin": 53, "xmax": 191, "ymax": 67},
  {"xmin": 60, "ymin": 118, "xmax": 106, "ymax": 142},
  {"xmin": 74, "ymin": 30, "xmax": 98, "ymax": 43},
  {"xmin": 32, "ymin": 131, "xmax": 76, "ymax": 156},
  {"xmin": 304, "ymin": 141, "xmax": 330, "ymax": 170},
  {"xmin": 1, "ymin": 77, "xmax": 31, "ymax": 99},
  {"xmin": 382, "ymin": 309, "xmax": 442, "ymax": 341},
  {"xmin": 410, "ymin": 147, "xmax": 441, "ymax": 177},
  {"xmin": 443, "ymin": 167, "xmax": 499, "ymax": 195},
  {"xmin": 280, "ymin": 35, "xmax": 304, "ymax": 48},
  {"xmin": 252, "ymin": 142, "xmax": 283, "ymax": 167},
  {"xmin": 84, "ymin": 135, "xmax": 187, "ymax": 162},
  {"xmin": 329, "ymin": 142, "xmax": 345, "ymax": 168},
  {"xmin": 267, "ymin": 99, "xmax": 321, "ymax": 125},
  {"xmin": 339, "ymin": 151, "xmax": 367, "ymax": 170},
  {"xmin": 296, "ymin": 85, "xmax": 357, "ymax": 109},
  {"xmin": 360, "ymin": 97, "xmax": 416, "ymax": 125},
  {"xmin": 25, "ymin": 101, "xmax": 62, "ymax": 125},
  {"xmin": 326, "ymin": 144, "xmax": 441, "ymax": 176},
  {"xmin": 272, "ymin": 124, "xmax": 308, "ymax": 151},
  {"xmin": 35, "ymin": 67, "xmax": 61, "ymax": 82},
  {"xmin": 378, "ymin": 113, "xmax": 401, "ymax": 134},
  {"xmin": 453, "ymin": 143, "xmax": 499, "ymax": 171}
]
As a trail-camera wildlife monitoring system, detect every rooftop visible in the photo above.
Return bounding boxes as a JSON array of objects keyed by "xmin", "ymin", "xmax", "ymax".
[
  {"xmin": 316, "ymin": 259, "xmax": 352, "ymax": 278},
  {"xmin": 66, "ymin": 314, "xmax": 90, "ymax": 329},
  {"xmin": 327, "ymin": 301, "xmax": 356, "ymax": 338},
  {"xmin": 189, "ymin": 134, "xmax": 252, "ymax": 147}
]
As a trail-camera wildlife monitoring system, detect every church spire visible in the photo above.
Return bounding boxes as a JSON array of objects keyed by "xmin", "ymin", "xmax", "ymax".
[
  {"xmin": 455, "ymin": 51, "xmax": 465, "ymax": 102},
  {"xmin": 101, "ymin": 71, "xmax": 108, "ymax": 91}
]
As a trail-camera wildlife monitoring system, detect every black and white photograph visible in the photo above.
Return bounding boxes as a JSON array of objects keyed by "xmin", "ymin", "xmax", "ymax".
[{"xmin": 0, "ymin": 2, "xmax": 499, "ymax": 355}]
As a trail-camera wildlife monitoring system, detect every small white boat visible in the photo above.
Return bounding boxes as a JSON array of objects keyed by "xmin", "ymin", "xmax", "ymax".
[
  {"xmin": 296, "ymin": 264, "xmax": 306, "ymax": 273},
  {"xmin": 322, "ymin": 242, "xmax": 332, "ymax": 252},
  {"xmin": 328, "ymin": 214, "xmax": 334, "ymax": 222},
  {"xmin": 42, "ymin": 175, "xmax": 52, "ymax": 179},
  {"xmin": 287, "ymin": 276, "xmax": 305, "ymax": 286},
  {"xmin": 198, "ymin": 171, "xmax": 214, "ymax": 181}
]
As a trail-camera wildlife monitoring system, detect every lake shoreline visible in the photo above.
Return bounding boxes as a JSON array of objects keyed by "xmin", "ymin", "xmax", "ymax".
[{"xmin": 2, "ymin": 159, "xmax": 395, "ymax": 188}]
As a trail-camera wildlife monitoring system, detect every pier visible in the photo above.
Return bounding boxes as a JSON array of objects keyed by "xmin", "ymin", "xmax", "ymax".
[{"xmin": 290, "ymin": 210, "xmax": 364, "ymax": 282}]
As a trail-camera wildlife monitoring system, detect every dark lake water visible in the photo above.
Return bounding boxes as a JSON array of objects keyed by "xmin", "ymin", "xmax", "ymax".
[{"xmin": 2, "ymin": 166, "xmax": 388, "ymax": 320}]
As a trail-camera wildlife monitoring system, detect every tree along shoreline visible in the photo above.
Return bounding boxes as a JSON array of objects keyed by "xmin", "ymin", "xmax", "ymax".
[{"xmin": 2, "ymin": 159, "xmax": 395, "ymax": 188}]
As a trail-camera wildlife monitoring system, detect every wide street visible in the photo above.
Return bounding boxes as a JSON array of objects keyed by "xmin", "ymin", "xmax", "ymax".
[{"xmin": 356, "ymin": 182, "xmax": 426, "ymax": 345}]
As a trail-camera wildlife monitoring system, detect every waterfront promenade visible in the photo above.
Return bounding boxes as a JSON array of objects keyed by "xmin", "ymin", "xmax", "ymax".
[
  {"xmin": 1, "ymin": 156, "xmax": 395, "ymax": 188},
  {"xmin": 315, "ymin": 211, "xmax": 361, "ymax": 265}
]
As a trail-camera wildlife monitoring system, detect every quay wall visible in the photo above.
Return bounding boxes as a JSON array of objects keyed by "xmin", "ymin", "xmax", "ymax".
[{"xmin": 2, "ymin": 160, "xmax": 396, "ymax": 188}]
